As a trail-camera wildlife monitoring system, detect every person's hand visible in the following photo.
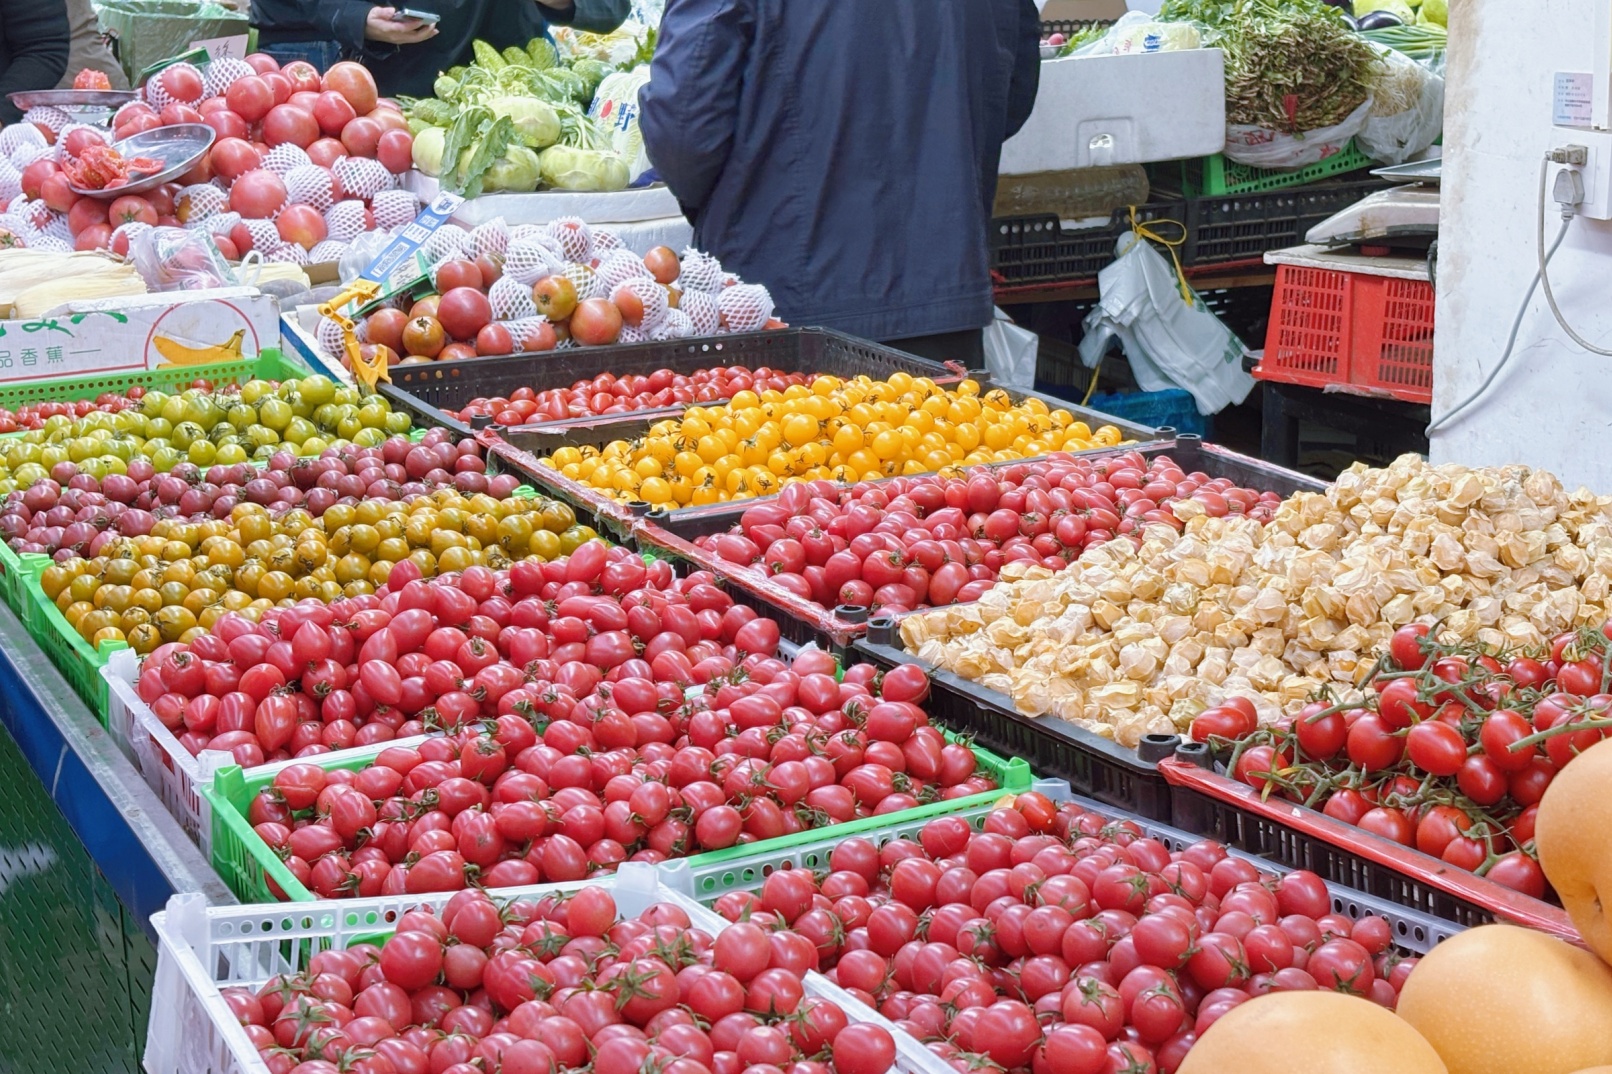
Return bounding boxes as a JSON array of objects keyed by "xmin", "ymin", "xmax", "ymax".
[{"xmin": 364, "ymin": 7, "xmax": 439, "ymax": 44}]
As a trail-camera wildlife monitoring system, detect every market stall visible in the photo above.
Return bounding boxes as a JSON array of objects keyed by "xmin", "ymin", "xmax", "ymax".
[{"xmin": 16, "ymin": 8, "xmax": 1612, "ymax": 1074}]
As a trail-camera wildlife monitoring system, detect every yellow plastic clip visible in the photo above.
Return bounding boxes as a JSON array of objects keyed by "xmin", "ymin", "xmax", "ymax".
[{"xmin": 316, "ymin": 279, "xmax": 385, "ymax": 391}]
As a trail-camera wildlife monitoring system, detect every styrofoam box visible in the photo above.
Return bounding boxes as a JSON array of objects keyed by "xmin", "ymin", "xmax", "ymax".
[
  {"xmin": 144, "ymin": 862, "xmax": 953, "ymax": 1074},
  {"xmin": 999, "ymin": 49, "xmax": 1227, "ymax": 175},
  {"xmin": 100, "ymin": 650, "xmax": 428, "ymax": 850},
  {"xmin": 403, "ymin": 172, "xmax": 683, "ymax": 226}
]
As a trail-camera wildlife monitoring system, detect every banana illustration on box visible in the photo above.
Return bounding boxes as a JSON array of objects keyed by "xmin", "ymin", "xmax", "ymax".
[{"xmin": 153, "ymin": 329, "xmax": 247, "ymax": 367}]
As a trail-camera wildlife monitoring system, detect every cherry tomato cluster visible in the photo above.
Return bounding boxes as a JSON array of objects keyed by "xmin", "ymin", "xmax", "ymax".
[
  {"xmin": 710, "ymin": 793, "xmax": 1413, "ymax": 1074},
  {"xmin": 693, "ymin": 452, "xmax": 1285, "ymax": 616},
  {"xmin": 218, "ymin": 886, "xmax": 897, "ymax": 1074},
  {"xmin": 0, "ymin": 390, "xmax": 140, "ymax": 433},
  {"xmin": 1188, "ymin": 621, "xmax": 1612, "ymax": 898},
  {"xmin": 138, "ymin": 543, "xmax": 763, "ymax": 765},
  {"xmin": 233, "ymin": 634, "xmax": 992, "ymax": 900},
  {"xmin": 451, "ymin": 368, "xmax": 813, "ymax": 426}
]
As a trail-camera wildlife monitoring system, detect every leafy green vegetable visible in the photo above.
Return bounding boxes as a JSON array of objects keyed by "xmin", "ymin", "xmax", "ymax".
[
  {"xmin": 488, "ymin": 96, "xmax": 561, "ymax": 148},
  {"xmin": 538, "ymin": 144, "xmax": 629, "ymax": 191},
  {"xmin": 483, "ymin": 146, "xmax": 542, "ymax": 192},
  {"xmin": 1160, "ymin": 0, "xmax": 1377, "ymax": 130},
  {"xmin": 527, "ymin": 37, "xmax": 558, "ymax": 70},
  {"xmin": 411, "ymin": 126, "xmax": 446, "ymax": 176},
  {"xmin": 472, "ymin": 40, "xmax": 506, "ymax": 71},
  {"xmin": 502, "ymin": 46, "xmax": 530, "ymax": 67}
]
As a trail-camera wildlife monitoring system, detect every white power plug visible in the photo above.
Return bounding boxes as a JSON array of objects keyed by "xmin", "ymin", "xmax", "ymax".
[{"xmin": 1549, "ymin": 130, "xmax": 1612, "ymax": 219}]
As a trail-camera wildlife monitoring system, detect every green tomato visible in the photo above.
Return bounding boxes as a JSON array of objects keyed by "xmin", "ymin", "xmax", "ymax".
[
  {"xmin": 150, "ymin": 445, "xmax": 180, "ymax": 472},
  {"xmin": 353, "ymin": 427, "xmax": 386, "ymax": 448},
  {"xmin": 215, "ymin": 443, "xmax": 249, "ymax": 465},
  {"xmin": 188, "ymin": 440, "xmax": 217, "ymax": 466},
  {"xmin": 227, "ymin": 403, "xmax": 257, "ymax": 428},
  {"xmin": 299, "ymin": 375, "xmax": 337, "ymax": 408},
  {"xmin": 239, "ymin": 380, "xmax": 271, "ymax": 405},
  {"xmin": 383, "ymin": 412, "xmax": 412, "ymax": 435},
  {"xmin": 259, "ymin": 398, "xmax": 294, "ymax": 432},
  {"xmin": 141, "ymin": 391, "xmax": 169, "ymax": 417}
]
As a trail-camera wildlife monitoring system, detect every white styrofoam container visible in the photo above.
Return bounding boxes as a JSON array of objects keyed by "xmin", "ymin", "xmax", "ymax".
[
  {"xmin": 403, "ymin": 172, "xmax": 683, "ymax": 226},
  {"xmin": 999, "ymin": 49, "xmax": 1227, "ymax": 175},
  {"xmin": 101, "ymin": 649, "xmax": 429, "ymax": 850},
  {"xmin": 145, "ymin": 862, "xmax": 953, "ymax": 1074}
]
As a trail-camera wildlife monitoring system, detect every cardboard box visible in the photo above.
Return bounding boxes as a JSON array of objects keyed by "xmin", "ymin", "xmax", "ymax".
[
  {"xmin": 0, "ymin": 287, "xmax": 280, "ymax": 385},
  {"xmin": 1040, "ymin": 0, "xmax": 1127, "ymax": 22}
]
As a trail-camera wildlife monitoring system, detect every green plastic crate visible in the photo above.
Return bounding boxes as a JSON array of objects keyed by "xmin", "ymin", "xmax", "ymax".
[
  {"xmin": 1169, "ymin": 140, "xmax": 1377, "ymax": 197},
  {"xmin": 19, "ymin": 555, "xmax": 128, "ymax": 723},
  {"xmin": 0, "ymin": 541, "xmax": 49, "ymax": 626},
  {"xmin": 202, "ymin": 734, "xmax": 1030, "ymax": 905},
  {"xmin": 0, "ymin": 348, "xmax": 303, "ymax": 411}
]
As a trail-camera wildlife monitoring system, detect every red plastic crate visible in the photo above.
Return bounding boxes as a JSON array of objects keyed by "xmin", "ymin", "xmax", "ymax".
[
  {"xmin": 1254, "ymin": 264, "xmax": 1435, "ymax": 404},
  {"xmin": 1160, "ymin": 758, "xmax": 1578, "ymax": 941}
]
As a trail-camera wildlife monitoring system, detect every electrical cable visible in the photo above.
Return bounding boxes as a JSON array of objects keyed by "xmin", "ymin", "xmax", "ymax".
[
  {"xmin": 1425, "ymin": 156, "xmax": 1574, "ymax": 434},
  {"xmin": 1537, "ymin": 157, "xmax": 1612, "ymax": 357}
]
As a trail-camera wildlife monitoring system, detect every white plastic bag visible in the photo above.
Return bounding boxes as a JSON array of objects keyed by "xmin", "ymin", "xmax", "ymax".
[
  {"xmin": 1072, "ymin": 11, "xmax": 1201, "ymax": 56},
  {"xmin": 1077, "ymin": 234, "xmax": 1253, "ymax": 416},
  {"xmin": 128, "ymin": 226, "xmax": 238, "ymax": 291},
  {"xmin": 983, "ymin": 307, "xmax": 1038, "ymax": 391},
  {"xmin": 1357, "ymin": 47, "xmax": 1444, "ymax": 165},
  {"xmin": 1224, "ymin": 96, "xmax": 1373, "ymax": 169},
  {"xmin": 590, "ymin": 68, "xmax": 653, "ymax": 183}
]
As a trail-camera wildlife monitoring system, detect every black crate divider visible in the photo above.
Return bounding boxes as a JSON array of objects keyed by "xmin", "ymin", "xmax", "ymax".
[
  {"xmin": 381, "ymin": 328, "xmax": 970, "ymax": 438},
  {"xmin": 1181, "ymin": 179, "xmax": 1394, "ymax": 267},
  {"xmin": 991, "ymin": 204, "xmax": 1188, "ymax": 285},
  {"xmin": 851, "ymin": 631, "xmax": 1178, "ymax": 822},
  {"xmin": 645, "ymin": 434, "xmax": 1324, "ymax": 545},
  {"xmin": 1165, "ymin": 773, "xmax": 1517, "ymax": 930}
]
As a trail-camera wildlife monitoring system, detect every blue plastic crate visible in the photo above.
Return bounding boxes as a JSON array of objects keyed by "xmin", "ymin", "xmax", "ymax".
[{"xmin": 1086, "ymin": 388, "xmax": 1209, "ymax": 437}]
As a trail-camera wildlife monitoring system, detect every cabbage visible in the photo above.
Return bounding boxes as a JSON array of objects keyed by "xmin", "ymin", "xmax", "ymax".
[
  {"xmin": 538, "ymin": 145, "xmax": 629, "ymax": 191},
  {"xmin": 483, "ymin": 146, "xmax": 542, "ymax": 192},
  {"xmin": 487, "ymin": 96, "xmax": 562, "ymax": 149},
  {"xmin": 412, "ymin": 127, "xmax": 446, "ymax": 177},
  {"xmin": 1355, "ymin": 0, "xmax": 1416, "ymax": 20}
]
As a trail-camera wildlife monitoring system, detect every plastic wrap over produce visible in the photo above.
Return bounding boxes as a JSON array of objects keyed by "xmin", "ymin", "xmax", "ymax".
[{"xmin": 901, "ymin": 456, "xmax": 1612, "ymax": 747}]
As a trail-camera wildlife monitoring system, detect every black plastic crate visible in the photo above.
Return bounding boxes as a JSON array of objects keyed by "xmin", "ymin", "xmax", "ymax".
[
  {"xmin": 490, "ymin": 384, "xmax": 1163, "ymax": 547},
  {"xmin": 1181, "ymin": 180, "xmax": 1394, "ymax": 267},
  {"xmin": 991, "ymin": 204, "xmax": 1187, "ymax": 285},
  {"xmin": 1040, "ymin": 18, "xmax": 1114, "ymax": 37},
  {"xmin": 852, "ymin": 632, "xmax": 1179, "ymax": 822},
  {"xmin": 646, "ymin": 435, "xmax": 1324, "ymax": 547},
  {"xmin": 381, "ymin": 328, "xmax": 969, "ymax": 438},
  {"xmin": 1166, "ymin": 774, "xmax": 1553, "ymax": 933}
]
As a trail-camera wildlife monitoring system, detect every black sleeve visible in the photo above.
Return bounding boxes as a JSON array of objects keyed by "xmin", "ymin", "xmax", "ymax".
[
  {"xmin": 0, "ymin": 0, "xmax": 69, "ymax": 124},
  {"xmin": 1003, "ymin": 0, "xmax": 1040, "ymax": 139},
  {"xmin": 542, "ymin": 0, "xmax": 630, "ymax": 33},
  {"xmin": 319, "ymin": 0, "xmax": 391, "ymax": 57}
]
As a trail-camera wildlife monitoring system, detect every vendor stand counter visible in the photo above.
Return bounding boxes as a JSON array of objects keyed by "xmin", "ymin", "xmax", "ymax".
[{"xmin": 0, "ymin": 600, "xmax": 233, "ymax": 1074}]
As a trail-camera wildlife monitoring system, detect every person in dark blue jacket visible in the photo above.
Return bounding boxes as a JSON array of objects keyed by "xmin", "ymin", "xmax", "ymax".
[{"xmin": 639, "ymin": 0, "xmax": 1040, "ymax": 363}]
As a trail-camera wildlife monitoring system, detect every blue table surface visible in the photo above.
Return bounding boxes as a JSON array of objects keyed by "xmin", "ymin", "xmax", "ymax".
[{"xmin": 0, "ymin": 602, "xmax": 235, "ymax": 936}]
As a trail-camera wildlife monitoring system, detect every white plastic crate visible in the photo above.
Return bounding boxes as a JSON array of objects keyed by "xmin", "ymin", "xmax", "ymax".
[
  {"xmin": 102, "ymin": 649, "xmax": 429, "ymax": 850},
  {"xmin": 145, "ymin": 862, "xmax": 952, "ymax": 1074},
  {"xmin": 665, "ymin": 780, "xmax": 1460, "ymax": 957}
]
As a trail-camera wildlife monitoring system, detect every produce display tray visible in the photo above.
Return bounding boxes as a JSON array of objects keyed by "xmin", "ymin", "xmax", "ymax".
[
  {"xmin": 20, "ymin": 553, "xmax": 127, "ymax": 722},
  {"xmin": 380, "ymin": 327, "xmax": 973, "ymax": 437},
  {"xmin": 671, "ymin": 778, "xmax": 1461, "ymax": 957},
  {"xmin": 1160, "ymin": 756, "xmax": 1578, "ymax": 940},
  {"xmin": 482, "ymin": 383, "xmax": 1160, "ymax": 549},
  {"xmin": 200, "ymin": 725, "xmax": 1029, "ymax": 905},
  {"xmin": 631, "ymin": 437, "xmax": 1325, "ymax": 650},
  {"xmin": 99, "ymin": 648, "xmax": 431, "ymax": 848},
  {"xmin": 1155, "ymin": 140, "xmax": 1379, "ymax": 198},
  {"xmin": 146, "ymin": 863, "xmax": 952, "ymax": 1074}
]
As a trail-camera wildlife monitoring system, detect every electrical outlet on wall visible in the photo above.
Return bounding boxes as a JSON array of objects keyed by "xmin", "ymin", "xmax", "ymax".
[{"xmin": 1549, "ymin": 130, "xmax": 1612, "ymax": 219}]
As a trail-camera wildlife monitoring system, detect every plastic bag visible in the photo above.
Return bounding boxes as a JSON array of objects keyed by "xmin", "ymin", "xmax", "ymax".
[
  {"xmin": 1072, "ymin": 11, "xmax": 1201, "ymax": 56},
  {"xmin": 338, "ymin": 230, "xmax": 394, "ymax": 284},
  {"xmin": 589, "ymin": 67, "xmax": 653, "ymax": 183},
  {"xmin": 983, "ymin": 307, "xmax": 1038, "ymax": 391},
  {"xmin": 1077, "ymin": 234, "xmax": 1253, "ymax": 416},
  {"xmin": 128, "ymin": 225, "xmax": 238, "ymax": 290},
  {"xmin": 1357, "ymin": 46, "xmax": 1444, "ymax": 165},
  {"xmin": 95, "ymin": 0, "xmax": 248, "ymax": 86},
  {"xmin": 1224, "ymin": 96, "xmax": 1374, "ymax": 169}
]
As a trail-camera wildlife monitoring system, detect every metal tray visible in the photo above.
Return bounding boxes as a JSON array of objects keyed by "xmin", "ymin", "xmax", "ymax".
[
  {"xmin": 9, "ymin": 89, "xmax": 137, "ymax": 113},
  {"xmin": 71, "ymin": 123, "xmax": 214, "ymax": 198}
]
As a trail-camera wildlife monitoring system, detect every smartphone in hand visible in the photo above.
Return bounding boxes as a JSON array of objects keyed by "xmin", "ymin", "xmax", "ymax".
[{"xmin": 394, "ymin": 7, "xmax": 440, "ymax": 22}]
